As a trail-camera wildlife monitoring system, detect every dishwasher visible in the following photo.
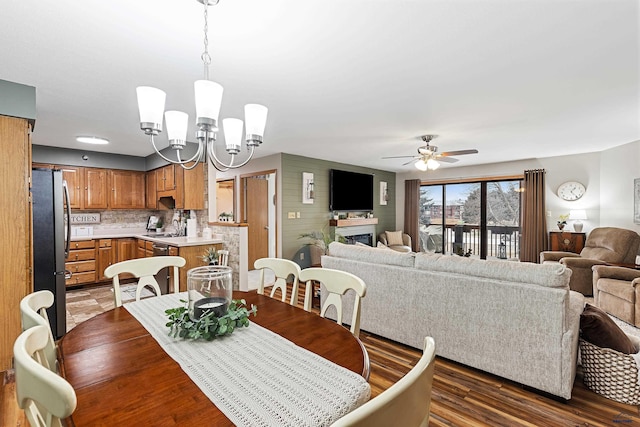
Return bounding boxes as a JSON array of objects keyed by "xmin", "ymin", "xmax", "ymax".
[{"xmin": 152, "ymin": 243, "xmax": 171, "ymax": 294}]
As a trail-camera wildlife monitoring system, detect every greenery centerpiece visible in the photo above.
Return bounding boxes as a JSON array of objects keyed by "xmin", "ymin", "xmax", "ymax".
[{"xmin": 165, "ymin": 299, "xmax": 257, "ymax": 340}]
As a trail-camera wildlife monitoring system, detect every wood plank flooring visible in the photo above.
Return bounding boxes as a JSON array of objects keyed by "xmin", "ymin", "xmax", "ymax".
[{"xmin": 3, "ymin": 283, "xmax": 640, "ymax": 426}]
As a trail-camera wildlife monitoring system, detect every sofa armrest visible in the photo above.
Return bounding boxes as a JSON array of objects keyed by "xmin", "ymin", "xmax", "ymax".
[
  {"xmin": 540, "ymin": 251, "xmax": 579, "ymax": 263},
  {"xmin": 402, "ymin": 234, "xmax": 412, "ymax": 248},
  {"xmin": 560, "ymin": 257, "xmax": 607, "ymax": 269},
  {"xmin": 593, "ymin": 265, "xmax": 640, "ymax": 282}
]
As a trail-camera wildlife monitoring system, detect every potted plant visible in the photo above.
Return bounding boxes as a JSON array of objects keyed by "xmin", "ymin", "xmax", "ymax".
[
  {"xmin": 557, "ymin": 214, "xmax": 569, "ymax": 231},
  {"xmin": 299, "ymin": 228, "xmax": 346, "ymax": 265},
  {"xmin": 155, "ymin": 219, "xmax": 163, "ymax": 232},
  {"xmin": 200, "ymin": 247, "xmax": 219, "ymax": 265}
]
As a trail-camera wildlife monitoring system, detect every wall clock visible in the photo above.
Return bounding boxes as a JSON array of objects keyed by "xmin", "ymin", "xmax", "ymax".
[{"xmin": 557, "ymin": 181, "xmax": 586, "ymax": 201}]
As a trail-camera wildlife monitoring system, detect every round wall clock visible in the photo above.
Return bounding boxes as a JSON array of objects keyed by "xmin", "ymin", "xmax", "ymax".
[{"xmin": 557, "ymin": 181, "xmax": 586, "ymax": 201}]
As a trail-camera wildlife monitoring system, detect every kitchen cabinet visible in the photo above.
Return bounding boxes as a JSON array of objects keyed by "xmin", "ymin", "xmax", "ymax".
[
  {"xmin": 0, "ymin": 115, "xmax": 31, "ymax": 371},
  {"xmin": 96, "ymin": 239, "xmax": 114, "ymax": 282},
  {"xmin": 549, "ymin": 231, "xmax": 586, "ymax": 254},
  {"xmin": 109, "ymin": 170, "xmax": 145, "ymax": 209},
  {"xmin": 66, "ymin": 240, "xmax": 97, "ymax": 287},
  {"xmin": 146, "ymin": 170, "xmax": 157, "ymax": 209},
  {"xmin": 84, "ymin": 168, "xmax": 109, "ymax": 210},
  {"xmin": 137, "ymin": 239, "xmax": 154, "ymax": 258},
  {"xmin": 61, "ymin": 166, "xmax": 83, "ymax": 209},
  {"xmin": 154, "ymin": 162, "xmax": 204, "ymax": 210}
]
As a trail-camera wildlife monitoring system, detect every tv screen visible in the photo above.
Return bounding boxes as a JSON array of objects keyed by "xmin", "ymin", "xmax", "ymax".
[{"xmin": 329, "ymin": 169, "xmax": 374, "ymax": 211}]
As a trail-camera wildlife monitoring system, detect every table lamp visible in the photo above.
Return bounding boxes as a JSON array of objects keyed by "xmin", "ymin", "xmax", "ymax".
[{"xmin": 570, "ymin": 210, "xmax": 587, "ymax": 232}]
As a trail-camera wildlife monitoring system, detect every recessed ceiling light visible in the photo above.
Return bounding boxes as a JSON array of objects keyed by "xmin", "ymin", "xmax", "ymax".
[{"xmin": 76, "ymin": 136, "xmax": 109, "ymax": 145}]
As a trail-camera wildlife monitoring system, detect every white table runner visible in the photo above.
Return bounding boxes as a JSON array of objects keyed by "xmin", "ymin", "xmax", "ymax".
[{"xmin": 124, "ymin": 293, "xmax": 370, "ymax": 426}]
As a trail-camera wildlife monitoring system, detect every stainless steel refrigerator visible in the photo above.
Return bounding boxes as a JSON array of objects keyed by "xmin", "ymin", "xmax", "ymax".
[{"xmin": 32, "ymin": 168, "xmax": 71, "ymax": 339}]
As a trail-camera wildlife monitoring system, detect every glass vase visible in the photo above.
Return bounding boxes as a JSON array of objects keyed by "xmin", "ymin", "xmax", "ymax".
[{"xmin": 187, "ymin": 266, "xmax": 232, "ymax": 321}]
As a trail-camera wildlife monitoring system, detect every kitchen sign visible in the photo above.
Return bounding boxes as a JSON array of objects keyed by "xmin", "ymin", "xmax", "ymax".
[{"xmin": 69, "ymin": 213, "xmax": 100, "ymax": 224}]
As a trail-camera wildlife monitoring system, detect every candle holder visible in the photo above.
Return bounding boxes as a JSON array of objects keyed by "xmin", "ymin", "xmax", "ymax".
[{"xmin": 187, "ymin": 266, "xmax": 232, "ymax": 321}]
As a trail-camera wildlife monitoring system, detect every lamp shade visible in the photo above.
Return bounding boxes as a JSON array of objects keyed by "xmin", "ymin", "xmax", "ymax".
[
  {"xmin": 570, "ymin": 210, "xmax": 587, "ymax": 220},
  {"xmin": 164, "ymin": 111, "xmax": 189, "ymax": 142},
  {"xmin": 194, "ymin": 80, "xmax": 223, "ymax": 128},
  {"xmin": 426, "ymin": 158, "xmax": 440, "ymax": 170},
  {"xmin": 415, "ymin": 159, "xmax": 428, "ymax": 171},
  {"xmin": 244, "ymin": 104, "xmax": 268, "ymax": 138},
  {"xmin": 136, "ymin": 86, "xmax": 166, "ymax": 127},
  {"xmin": 223, "ymin": 118, "xmax": 243, "ymax": 152}
]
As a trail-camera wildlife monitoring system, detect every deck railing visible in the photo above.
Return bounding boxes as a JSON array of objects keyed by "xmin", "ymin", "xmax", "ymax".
[{"xmin": 419, "ymin": 224, "xmax": 520, "ymax": 259}]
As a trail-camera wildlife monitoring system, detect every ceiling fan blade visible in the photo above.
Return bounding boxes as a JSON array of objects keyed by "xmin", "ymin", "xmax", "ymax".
[
  {"xmin": 437, "ymin": 156, "xmax": 459, "ymax": 164},
  {"xmin": 438, "ymin": 149, "xmax": 479, "ymax": 157},
  {"xmin": 382, "ymin": 155, "xmax": 417, "ymax": 159},
  {"xmin": 402, "ymin": 159, "xmax": 418, "ymax": 166}
]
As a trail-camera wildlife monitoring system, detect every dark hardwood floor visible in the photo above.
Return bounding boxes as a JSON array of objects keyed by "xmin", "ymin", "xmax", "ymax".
[{"xmin": 3, "ymin": 283, "xmax": 639, "ymax": 426}]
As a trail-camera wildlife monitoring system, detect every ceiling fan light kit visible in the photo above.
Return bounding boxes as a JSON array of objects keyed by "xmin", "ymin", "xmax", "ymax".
[
  {"xmin": 136, "ymin": 0, "xmax": 268, "ymax": 171},
  {"xmin": 383, "ymin": 134, "xmax": 478, "ymax": 171}
]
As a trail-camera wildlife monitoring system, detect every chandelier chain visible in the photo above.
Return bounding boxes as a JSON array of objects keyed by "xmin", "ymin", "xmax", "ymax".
[{"xmin": 201, "ymin": 0, "xmax": 212, "ymax": 80}]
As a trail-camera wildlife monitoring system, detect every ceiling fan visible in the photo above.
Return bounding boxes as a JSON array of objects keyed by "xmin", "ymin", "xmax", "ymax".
[{"xmin": 382, "ymin": 135, "xmax": 478, "ymax": 170}]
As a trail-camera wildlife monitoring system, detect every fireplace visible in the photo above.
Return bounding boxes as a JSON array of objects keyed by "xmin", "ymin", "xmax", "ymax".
[{"xmin": 346, "ymin": 233, "xmax": 374, "ymax": 246}]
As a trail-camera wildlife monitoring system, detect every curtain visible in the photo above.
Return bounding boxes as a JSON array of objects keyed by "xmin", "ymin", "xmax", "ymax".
[
  {"xmin": 520, "ymin": 169, "xmax": 548, "ymax": 263},
  {"xmin": 404, "ymin": 179, "xmax": 420, "ymax": 252}
]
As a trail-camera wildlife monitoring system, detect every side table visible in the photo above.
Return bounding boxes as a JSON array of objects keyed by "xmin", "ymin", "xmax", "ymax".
[{"xmin": 549, "ymin": 231, "xmax": 586, "ymax": 253}]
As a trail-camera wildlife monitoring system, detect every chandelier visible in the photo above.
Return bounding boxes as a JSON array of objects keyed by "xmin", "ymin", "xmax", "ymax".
[{"xmin": 135, "ymin": 0, "xmax": 268, "ymax": 171}]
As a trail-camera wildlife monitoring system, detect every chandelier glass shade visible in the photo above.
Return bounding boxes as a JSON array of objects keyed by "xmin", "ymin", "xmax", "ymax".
[{"xmin": 136, "ymin": 0, "xmax": 267, "ymax": 171}]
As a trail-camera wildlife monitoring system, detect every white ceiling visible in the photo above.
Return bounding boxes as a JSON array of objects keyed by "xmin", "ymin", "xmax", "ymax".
[{"xmin": 1, "ymin": 0, "xmax": 638, "ymax": 172}]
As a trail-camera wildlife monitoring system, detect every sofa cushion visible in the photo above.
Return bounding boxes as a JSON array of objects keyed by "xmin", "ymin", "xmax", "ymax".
[
  {"xmin": 328, "ymin": 241, "xmax": 415, "ymax": 267},
  {"xmin": 385, "ymin": 231, "xmax": 404, "ymax": 246},
  {"xmin": 580, "ymin": 304, "xmax": 637, "ymax": 354},
  {"xmin": 414, "ymin": 252, "xmax": 570, "ymax": 288}
]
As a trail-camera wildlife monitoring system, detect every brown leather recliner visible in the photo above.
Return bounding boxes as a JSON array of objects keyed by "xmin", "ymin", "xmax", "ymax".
[{"xmin": 540, "ymin": 227, "xmax": 640, "ymax": 296}]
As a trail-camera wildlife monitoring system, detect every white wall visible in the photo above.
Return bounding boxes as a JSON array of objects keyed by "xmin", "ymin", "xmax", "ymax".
[
  {"xmin": 396, "ymin": 151, "xmax": 603, "ymax": 234},
  {"xmin": 599, "ymin": 140, "xmax": 640, "ymax": 235}
]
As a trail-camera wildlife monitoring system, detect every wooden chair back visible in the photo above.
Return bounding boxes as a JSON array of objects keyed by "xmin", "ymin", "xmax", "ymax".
[
  {"xmin": 298, "ymin": 267, "xmax": 367, "ymax": 337},
  {"xmin": 104, "ymin": 256, "xmax": 186, "ymax": 307},
  {"xmin": 254, "ymin": 258, "xmax": 302, "ymax": 305},
  {"xmin": 218, "ymin": 250, "xmax": 230, "ymax": 266},
  {"xmin": 331, "ymin": 337, "xmax": 436, "ymax": 427},
  {"xmin": 14, "ymin": 325, "xmax": 77, "ymax": 427}
]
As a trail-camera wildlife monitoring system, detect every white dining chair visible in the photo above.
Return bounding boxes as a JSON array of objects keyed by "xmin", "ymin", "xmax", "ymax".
[
  {"xmin": 331, "ymin": 336, "xmax": 436, "ymax": 427},
  {"xmin": 14, "ymin": 324, "xmax": 77, "ymax": 427},
  {"xmin": 298, "ymin": 267, "xmax": 367, "ymax": 337},
  {"xmin": 20, "ymin": 290, "xmax": 58, "ymax": 372},
  {"xmin": 104, "ymin": 256, "xmax": 186, "ymax": 307},
  {"xmin": 218, "ymin": 249, "xmax": 230, "ymax": 266},
  {"xmin": 254, "ymin": 258, "xmax": 302, "ymax": 306}
]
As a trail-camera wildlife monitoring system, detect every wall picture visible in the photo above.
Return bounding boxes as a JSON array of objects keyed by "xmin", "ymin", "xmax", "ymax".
[
  {"xmin": 380, "ymin": 181, "xmax": 388, "ymax": 205},
  {"xmin": 302, "ymin": 172, "xmax": 314, "ymax": 204}
]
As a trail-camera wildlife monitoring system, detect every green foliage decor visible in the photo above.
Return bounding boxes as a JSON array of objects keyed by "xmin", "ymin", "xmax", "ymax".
[{"xmin": 165, "ymin": 299, "xmax": 257, "ymax": 340}]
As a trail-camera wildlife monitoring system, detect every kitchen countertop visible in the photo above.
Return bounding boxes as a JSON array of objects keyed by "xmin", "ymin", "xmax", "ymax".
[{"xmin": 69, "ymin": 229, "xmax": 224, "ymax": 247}]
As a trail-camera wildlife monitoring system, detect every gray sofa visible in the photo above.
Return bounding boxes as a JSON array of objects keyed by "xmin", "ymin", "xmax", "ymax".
[{"xmin": 321, "ymin": 242, "xmax": 584, "ymax": 400}]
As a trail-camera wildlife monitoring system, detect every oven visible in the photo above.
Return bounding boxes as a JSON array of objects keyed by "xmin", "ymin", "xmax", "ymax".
[{"xmin": 152, "ymin": 242, "xmax": 170, "ymax": 295}]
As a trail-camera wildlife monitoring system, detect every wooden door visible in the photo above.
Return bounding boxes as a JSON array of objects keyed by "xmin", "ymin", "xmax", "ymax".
[
  {"xmin": 61, "ymin": 166, "xmax": 83, "ymax": 209},
  {"xmin": 84, "ymin": 168, "xmax": 108, "ymax": 209},
  {"xmin": 109, "ymin": 170, "xmax": 145, "ymax": 209},
  {"xmin": 245, "ymin": 177, "xmax": 269, "ymax": 267}
]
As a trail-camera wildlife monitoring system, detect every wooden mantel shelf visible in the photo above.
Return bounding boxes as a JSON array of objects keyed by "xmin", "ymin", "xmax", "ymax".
[{"xmin": 330, "ymin": 218, "xmax": 378, "ymax": 227}]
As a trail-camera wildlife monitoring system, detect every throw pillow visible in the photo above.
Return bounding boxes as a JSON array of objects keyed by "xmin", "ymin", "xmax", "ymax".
[
  {"xmin": 385, "ymin": 231, "xmax": 404, "ymax": 246},
  {"xmin": 355, "ymin": 241, "xmax": 370, "ymax": 247},
  {"xmin": 580, "ymin": 304, "xmax": 637, "ymax": 354},
  {"xmin": 376, "ymin": 241, "xmax": 391, "ymax": 250}
]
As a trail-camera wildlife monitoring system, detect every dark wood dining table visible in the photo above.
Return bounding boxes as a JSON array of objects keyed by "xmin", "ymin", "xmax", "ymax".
[{"xmin": 59, "ymin": 291, "xmax": 369, "ymax": 426}]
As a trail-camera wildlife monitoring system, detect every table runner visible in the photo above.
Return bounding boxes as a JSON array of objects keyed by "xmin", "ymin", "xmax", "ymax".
[{"xmin": 125, "ymin": 293, "xmax": 370, "ymax": 426}]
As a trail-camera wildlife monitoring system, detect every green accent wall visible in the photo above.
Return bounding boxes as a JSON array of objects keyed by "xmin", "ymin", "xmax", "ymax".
[{"xmin": 281, "ymin": 153, "xmax": 396, "ymax": 265}]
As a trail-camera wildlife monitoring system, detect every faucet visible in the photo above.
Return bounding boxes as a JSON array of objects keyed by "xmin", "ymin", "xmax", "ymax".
[{"xmin": 173, "ymin": 219, "xmax": 184, "ymax": 236}]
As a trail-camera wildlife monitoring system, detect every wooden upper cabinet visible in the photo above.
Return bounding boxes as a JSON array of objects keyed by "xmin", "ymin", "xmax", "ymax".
[
  {"xmin": 184, "ymin": 162, "xmax": 205, "ymax": 210},
  {"xmin": 156, "ymin": 164, "xmax": 176, "ymax": 192},
  {"xmin": 84, "ymin": 168, "xmax": 108, "ymax": 210},
  {"xmin": 61, "ymin": 166, "xmax": 83, "ymax": 209},
  {"xmin": 109, "ymin": 170, "xmax": 145, "ymax": 209},
  {"xmin": 146, "ymin": 170, "xmax": 157, "ymax": 209}
]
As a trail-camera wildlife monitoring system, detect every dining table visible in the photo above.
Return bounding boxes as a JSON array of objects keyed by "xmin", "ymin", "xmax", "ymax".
[{"xmin": 58, "ymin": 291, "xmax": 371, "ymax": 426}]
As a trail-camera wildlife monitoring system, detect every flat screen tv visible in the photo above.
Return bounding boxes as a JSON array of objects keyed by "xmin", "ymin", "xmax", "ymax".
[{"xmin": 329, "ymin": 169, "xmax": 374, "ymax": 212}]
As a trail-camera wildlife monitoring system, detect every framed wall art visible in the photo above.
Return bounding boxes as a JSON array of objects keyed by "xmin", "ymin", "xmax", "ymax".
[
  {"xmin": 380, "ymin": 181, "xmax": 388, "ymax": 205},
  {"xmin": 634, "ymin": 178, "xmax": 640, "ymax": 224},
  {"xmin": 302, "ymin": 172, "xmax": 314, "ymax": 204}
]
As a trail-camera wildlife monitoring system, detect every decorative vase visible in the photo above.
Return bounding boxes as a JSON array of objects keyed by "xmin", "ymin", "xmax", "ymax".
[
  {"xmin": 187, "ymin": 266, "xmax": 232, "ymax": 321},
  {"xmin": 558, "ymin": 223, "xmax": 565, "ymax": 231}
]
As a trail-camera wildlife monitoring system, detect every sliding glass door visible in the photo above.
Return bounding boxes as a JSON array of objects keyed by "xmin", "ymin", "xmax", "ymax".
[{"xmin": 420, "ymin": 179, "xmax": 521, "ymax": 260}]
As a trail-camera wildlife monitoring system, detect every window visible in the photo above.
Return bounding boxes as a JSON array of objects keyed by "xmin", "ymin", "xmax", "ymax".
[{"xmin": 419, "ymin": 179, "xmax": 522, "ymax": 260}]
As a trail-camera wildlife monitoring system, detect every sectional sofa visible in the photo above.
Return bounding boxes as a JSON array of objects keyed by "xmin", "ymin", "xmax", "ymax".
[{"xmin": 321, "ymin": 242, "xmax": 585, "ymax": 399}]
